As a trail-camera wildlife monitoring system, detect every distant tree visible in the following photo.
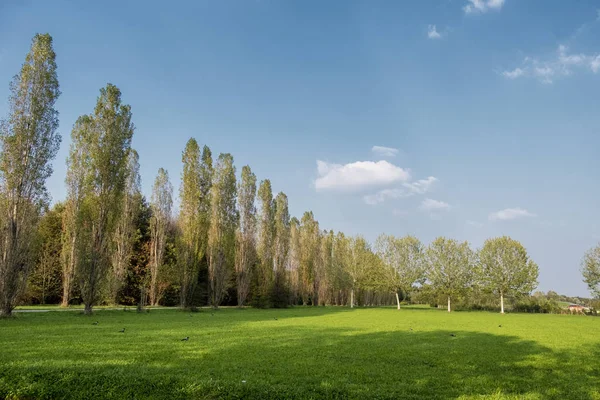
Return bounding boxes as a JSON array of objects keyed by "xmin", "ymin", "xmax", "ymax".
[
  {"xmin": 75, "ymin": 84, "xmax": 135, "ymax": 315},
  {"xmin": 332, "ymin": 232, "xmax": 352, "ymax": 306},
  {"xmin": 478, "ymin": 236, "xmax": 539, "ymax": 313},
  {"xmin": 149, "ymin": 168, "xmax": 173, "ymax": 306},
  {"xmin": 347, "ymin": 236, "xmax": 376, "ymax": 308},
  {"xmin": 287, "ymin": 217, "xmax": 301, "ymax": 304},
  {"xmin": 375, "ymin": 234, "xmax": 426, "ymax": 310},
  {"xmin": 0, "ymin": 34, "xmax": 61, "ymax": 316},
  {"xmin": 177, "ymin": 139, "xmax": 203, "ymax": 308},
  {"xmin": 110, "ymin": 149, "xmax": 141, "ymax": 304},
  {"xmin": 28, "ymin": 203, "xmax": 65, "ymax": 304},
  {"xmin": 299, "ymin": 211, "xmax": 319, "ymax": 305},
  {"xmin": 581, "ymin": 243, "xmax": 600, "ymax": 299},
  {"xmin": 256, "ymin": 179, "xmax": 275, "ymax": 305},
  {"xmin": 318, "ymin": 230, "xmax": 334, "ymax": 305},
  {"xmin": 235, "ymin": 165, "xmax": 256, "ymax": 307},
  {"xmin": 426, "ymin": 237, "xmax": 475, "ymax": 312},
  {"xmin": 271, "ymin": 192, "xmax": 290, "ymax": 307},
  {"xmin": 207, "ymin": 153, "xmax": 237, "ymax": 307}
]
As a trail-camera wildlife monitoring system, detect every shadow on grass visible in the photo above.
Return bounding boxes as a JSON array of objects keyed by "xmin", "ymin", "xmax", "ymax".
[{"xmin": 1, "ymin": 317, "xmax": 599, "ymax": 400}]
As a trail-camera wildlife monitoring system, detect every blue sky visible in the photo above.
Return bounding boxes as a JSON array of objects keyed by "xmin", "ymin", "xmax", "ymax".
[{"xmin": 1, "ymin": 0, "xmax": 599, "ymax": 296}]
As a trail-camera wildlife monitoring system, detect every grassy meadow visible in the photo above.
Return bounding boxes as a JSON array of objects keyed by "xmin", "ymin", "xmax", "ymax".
[{"xmin": 1, "ymin": 306, "xmax": 599, "ymax": 399}]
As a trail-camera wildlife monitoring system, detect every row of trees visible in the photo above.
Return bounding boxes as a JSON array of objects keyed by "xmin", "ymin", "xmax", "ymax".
[{"xmin": 0, "ymin": 34, "xmax": 546, "ymax": 317}]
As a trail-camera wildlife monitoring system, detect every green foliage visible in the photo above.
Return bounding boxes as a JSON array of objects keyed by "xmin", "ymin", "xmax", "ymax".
[
  {"xmin": 2, "ymin": 308, "xmax": 600, "ymax": 399},
  {"xmin": 478, "ymin": 236, "xmax": 539, "ymax": 299},
  {"xmin": 426, "ymin": 237, "xmax": 475, "ymax": 311},
  {"xmin": 581, "ymin": 243, "xmax": 600, "ymax": 299},
  {"xmin": 207, "ymin": 153, "xmax": 237, "ymax": 307},
  {"xmin": 0, "ymin": 33, "xmax": 61, "ymax": 316}
]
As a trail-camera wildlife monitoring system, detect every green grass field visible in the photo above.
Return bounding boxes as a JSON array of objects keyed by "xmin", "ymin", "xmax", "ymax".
[{"xmin": 1, "ymin": 307, "xmax": 599, "ymax": 399}]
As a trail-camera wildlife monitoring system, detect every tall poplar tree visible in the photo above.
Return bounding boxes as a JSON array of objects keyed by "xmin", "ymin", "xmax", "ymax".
[
  {"xmin": 256, "ymin": 179, "xmax": 274, "ymax": 304},
  {"xmin": 149, "ymin": 168, "xmax": 173, "ymax": 306},
  {"xmin": 110, "ymin": 149, "xmax": 141, "ymax": 303},
  {"xmin": 235, "ymin": 165, "xmax": 256, "ymax": 306},
  {"xmin": 207, "ymin": 153, "xmax": 237, "ymax": 307},
  {"xmin": 177, "ymin": 139, "xmax": 203, "ymax": 308},
  {"xmin": 299, "ymin": 211, "xmax": 319, "ymax": 305},
  {"xmin": 75, "ymin": 84, "xmax": 134, "ymax": 314},
  {"xmin": 271, "ymin": 192, "xmax": 290, "ymax": 307},
  {"xmin": 61, "ymin": 116, "xmax": 90, "ymax": 307},
  {"xmin": 287, "ymin": 217, "xmax": 301, "ymax": 305},
  {"xmin": 0, "ymin": 34, "xmax": 61, "ymax": 316}
]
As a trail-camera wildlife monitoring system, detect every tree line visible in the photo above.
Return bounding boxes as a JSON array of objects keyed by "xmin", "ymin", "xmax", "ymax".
[{"xmin": 5, "ymin": 34, "xmax": 596, "ymax": 318}]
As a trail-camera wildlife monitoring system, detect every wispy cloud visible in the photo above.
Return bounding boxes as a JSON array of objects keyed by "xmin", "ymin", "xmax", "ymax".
[
  {"xmin": 371, "ymin": 146, "xmax": 399, "ymax": 157},
  {"xmin": 501, "ymin": 45, "xmax": 600, "ymax": 83},
  {"xmin": 315, "ymin": 160, "xmax": 409, "ymax": 191},
  {"xmin": 363, "ymin": 176, "xmax": 438, "ymax": 205},
  {"xmin": 419, "ymin": 198, "xmax": 450, "ymax": 212},
  {"xmin": 427, "ymin": 25, "xmax": 442, "ymax": 39},
  {"xmin": 488, "ymin": 208, "xmax": 536, "ymax": 221},
  {"xmin": 464, "ymin": 0, "xmax": 505, "ymax": 14}
]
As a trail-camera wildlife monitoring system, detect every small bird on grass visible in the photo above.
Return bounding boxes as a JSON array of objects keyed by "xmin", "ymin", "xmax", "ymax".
[
  {"xmin": 498, "ymin": 324, "xmax": 502, "ymax": 328},
  {"xmin": 450, "ymin": 333, "xmax": 456, "ymax": 337},
  {"xmin": 119, "ymin": 328, "xmax": 126, "ymax": 333},
  {"xmin": 410, "ymin": 328, "xmax": 413, "ymax": 331},
  {"xmin": 92, "ymin": 321, "xmax": 98, "ymax": 325},
  {"xmin": 181, "ymin": 336, "xmax": 189, "ymax": 341}
]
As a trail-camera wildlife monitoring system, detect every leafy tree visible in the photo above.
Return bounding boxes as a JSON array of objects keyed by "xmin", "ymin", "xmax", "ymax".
[
  {"xmin": 299, "ymin": 211, "xmax": 319, "ymax": 305},
  {"xmin": 287, "ymin": 217, "xmax": 301, "ymax": 304},
  {"xmin": 110, "ymin": 149, "xmax": 141, "ymax": 304},
  {"xmin": 177, "ymin": 139, "xmax": 203, "ymax": 308},
  {"xmin": 271, "ymin": 192, "xmax": 290, "ymax": 307},
  {"xmin": 426, "ymin": 237, "xmax": 475, "ymax": 312},
  {"xmin": 149, "ymin": 168, "xmax": 173, "ymax": 306},
  {"xmin": 75, "ymin": 84, "xmax": 134, "ymax": 315},
  {"xmin": 27, "ymin": 203, "xmax": 65, "ymax": 304},
  {"xmin": 255, "ymin": 179, "xmax": 274, "ymax": 305},
  {"xmin": 0, "ymin": 34, "xmax": 61, "ymax": 316},
  {"xmin": 478, "ymin": 236, "xmax": 539, "ymax": 313},
  {"xmin": 347, "ymin": 236, "xmax": 378, "ymax": 308},
  {"xmin": 62, "ymin": 116, "xmax": 90, "ymax": 306},
  {"xmin": 375, "ymin": 234, "xmax": 426, "ymax": 310},
  {"xmin": 318, "ymin": 230, "xmax": 334, "ymax": 305},
  {"xmin": 207, "ymin": 153, "xmax": 237, "ymax": 307},
  {"xmin": 235, "ymin": 165, "xmax": 256, "ymax": 307},
  {"xmin": 582, "ymin": 243, "xmax": 600, "ymax": 299}
]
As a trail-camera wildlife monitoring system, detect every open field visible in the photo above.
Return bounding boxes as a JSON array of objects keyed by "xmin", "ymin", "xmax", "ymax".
[{"xmin": 1, "ymin": 307, "xmax": 599, "ymax": 399}]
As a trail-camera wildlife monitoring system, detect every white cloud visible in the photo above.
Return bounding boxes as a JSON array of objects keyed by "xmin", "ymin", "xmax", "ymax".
[
  {"xmin": 427, "ymin": 25, "xmax": 442, "ymax": 39},
  {"xmin": 464, "ymin": 0, "xmax": 505, "ymax": 14},
  {"xmin": 502, "ymin": 67, "xmax": 524, "ymax": 79},
  {"xmin": 419, "ymin": 198, "xmax": 450, "ymax": 212},
  {"xmin": 371, "ymin": 146, "xmax": 399, "ymax": 157},
  {"xmin": 501, "ymin": 45, "xmax": 600, "ymax": 83},
  {"xmin": 466, "ymin": 220, "xmax": 484, "ymax": 228},
  {"xmin": 363, "ymin": 176, "xmax": 438, "ymax": 205},
  {"xmin": 315, "ymin": 160, "xmax": 410, "ymax": 191},
  {"xmin": 488, "ymin": 208, "xmax": 536, "ymax": 221}
]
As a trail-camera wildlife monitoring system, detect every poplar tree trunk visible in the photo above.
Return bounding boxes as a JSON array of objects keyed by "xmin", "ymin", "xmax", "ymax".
[
  {"xmin": 395, "ymin": 292, "xmax": 401, "ymax": 310},
  {"xmin": 350, "ymin": 288, "xmax": 354, "ymax": 308},
  {"xmin": 447, "ymin": 296, "xmax": 451, "ymax": 312},
  {"xmin": 500, "ymin": 292, "xmax": 504, "ymax": 314}
]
